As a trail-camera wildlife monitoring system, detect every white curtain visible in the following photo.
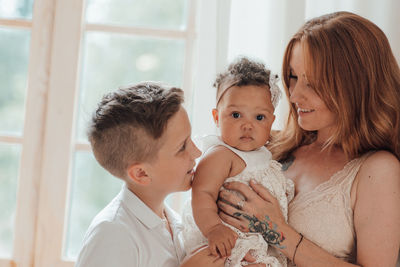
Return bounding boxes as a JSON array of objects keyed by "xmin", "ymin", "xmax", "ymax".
[{"xmin": 191, "ymin": 0, "xmax": 400, "ymax": 139}]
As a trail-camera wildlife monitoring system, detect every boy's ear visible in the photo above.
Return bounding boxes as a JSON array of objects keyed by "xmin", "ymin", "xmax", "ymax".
[
  {"xmin": 127, "ymin": 163, "xmax": 151, "ymax": 186},
  {"xmin": 212, "ymin": 108, "xmax": 219, "ymax": 127}
]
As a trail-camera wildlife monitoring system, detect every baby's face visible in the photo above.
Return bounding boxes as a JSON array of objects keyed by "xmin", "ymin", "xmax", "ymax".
[{"xmin": 213, "ymin": 85, "xmax": 275, "ymax": 151}]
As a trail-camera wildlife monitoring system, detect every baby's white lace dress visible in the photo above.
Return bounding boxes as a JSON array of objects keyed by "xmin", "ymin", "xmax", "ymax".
[{"xmin": 182, "ymin": 135, "xmax": 294, "ymax": 267}]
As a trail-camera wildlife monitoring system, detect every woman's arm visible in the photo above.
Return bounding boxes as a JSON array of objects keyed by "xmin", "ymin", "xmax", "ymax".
[
  {"xmin": 218, "ymin": 182, "xmax": 358, "ymax": 267},
  {"xmin": 218, "ymin": 151, "xmax": 400, "ymax": 267},
  {"xmin": 192, "ymin": 146, "xmax": 239, "ymax": 256},
  {"xmin": 353, "ymin": 151, "xmax": 400, "ymax": 266}
]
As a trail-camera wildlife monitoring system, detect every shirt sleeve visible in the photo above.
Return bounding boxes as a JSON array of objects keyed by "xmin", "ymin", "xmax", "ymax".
[{"xmin": 75, "ymin": 221, "xmax": 139, "ymax": 267}]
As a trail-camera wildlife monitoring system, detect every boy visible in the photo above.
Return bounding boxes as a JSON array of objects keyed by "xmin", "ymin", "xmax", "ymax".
[{"xmin": 75, "ymin": 82, "xmax": 224, "ymax": 267}]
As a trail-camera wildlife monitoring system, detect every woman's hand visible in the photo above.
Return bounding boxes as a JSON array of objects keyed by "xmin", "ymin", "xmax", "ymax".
[{"xmin": 217, "ymin": 180, "xmax": 287, "ymax": 248}]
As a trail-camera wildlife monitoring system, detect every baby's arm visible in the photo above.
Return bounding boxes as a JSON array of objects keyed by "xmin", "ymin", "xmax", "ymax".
[{"xmin": 192, "ymin": 146, "xmax": 239, "ymax": 257}]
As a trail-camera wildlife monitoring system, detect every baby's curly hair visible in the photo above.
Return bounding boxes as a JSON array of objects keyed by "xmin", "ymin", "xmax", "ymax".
[
  {"xmin": 214, "ymin": 57, "xmax": 271, "ymax": 88},
  {"xmin": 214, "ymin": 57, "xmax": 278, "ymax": 106}
]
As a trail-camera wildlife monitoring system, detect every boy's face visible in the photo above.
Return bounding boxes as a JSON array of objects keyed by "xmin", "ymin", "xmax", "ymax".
[
  {"xmin": 213, "ymin": 85, "xmax": 275, "ymax": 151},
  {"xmin": 144, "ymin": 107, "xmax": 201, "ymax": 195}
]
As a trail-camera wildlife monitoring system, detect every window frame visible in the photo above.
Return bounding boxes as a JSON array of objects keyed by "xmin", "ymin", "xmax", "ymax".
[{"xmin": 0, "ymin": 0, "xmax": 56, "ymax": 266}]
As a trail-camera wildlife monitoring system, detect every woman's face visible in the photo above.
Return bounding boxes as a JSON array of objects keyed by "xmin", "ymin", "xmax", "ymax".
[{"xmin": 288, "ymin": 43, "xmax": 336, "ymax": 137}]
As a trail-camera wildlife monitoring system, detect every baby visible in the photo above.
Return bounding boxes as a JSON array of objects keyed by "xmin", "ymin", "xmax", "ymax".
[{"xmin": 182, "ymin": 57, "xmax": 294, "ymax": 267}]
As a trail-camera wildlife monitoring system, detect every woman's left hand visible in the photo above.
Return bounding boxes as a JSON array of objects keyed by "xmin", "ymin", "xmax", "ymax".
[{"xmin": 217, "ymin": 180, "xmax": 287, "ymax": 247}]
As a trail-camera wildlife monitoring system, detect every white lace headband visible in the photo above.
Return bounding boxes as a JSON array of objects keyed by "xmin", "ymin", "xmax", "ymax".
[
  {"xmin": 269, "ymin": 74, "xmax": 281, "ymax": 108},
  {"xmin": 216, "ymin": 75, "xmax": 240, "ymax": 105},
  {"xmin": 216, "ymin": 74, "xmax": 281, "ymax": 108}
]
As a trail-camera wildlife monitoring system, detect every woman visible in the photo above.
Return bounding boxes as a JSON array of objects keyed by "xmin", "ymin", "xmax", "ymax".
[{"xmin": 218, "ymin": 11, "xmax": 400, "ymax": 267}]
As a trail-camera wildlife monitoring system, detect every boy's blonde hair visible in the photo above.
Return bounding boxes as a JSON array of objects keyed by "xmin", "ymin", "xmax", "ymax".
[
  {"xmin": 270, "ymin": 11, "xmax": 400, "ymax": 161},
  {"xmin": 88, "ymin": 82, "xmax": 184, "ymax": 179}
]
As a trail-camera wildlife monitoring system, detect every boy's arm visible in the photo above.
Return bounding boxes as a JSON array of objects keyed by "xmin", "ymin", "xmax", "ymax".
[
  {"xmin": 192, "ymin": 146, "xmax": 239, "ymax": 256},
  {"xmin": 75, "ymin": 222, "xmax": 139, "ymax": 267}
]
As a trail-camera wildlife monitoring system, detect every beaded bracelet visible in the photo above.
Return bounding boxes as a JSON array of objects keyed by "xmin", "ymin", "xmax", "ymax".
[{"xmin": 292, "ymin": 233, "xmax": 304, "ymax": 265}]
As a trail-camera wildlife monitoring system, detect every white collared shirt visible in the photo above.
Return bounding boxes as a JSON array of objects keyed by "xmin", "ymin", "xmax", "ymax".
[{"xmin": 75, "ymin": 184, "xmax": 186, "ymax": 267}]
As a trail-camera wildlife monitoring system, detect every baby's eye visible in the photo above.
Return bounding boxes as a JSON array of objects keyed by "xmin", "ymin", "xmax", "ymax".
[
  {"xmin": 231, "ymin": 112, "xmax": 241, "ymax": 119},
  {"xmin": 256, "ymin": 114, "xmax": 265, "ymax": 121}
]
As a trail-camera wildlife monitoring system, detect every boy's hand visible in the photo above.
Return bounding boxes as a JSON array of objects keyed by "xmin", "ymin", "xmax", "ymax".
[
  {"xmin": 206, "ymin": 224, "xmax": 238, "ymax": 257},
  {"xmin": 181, "ymin": 246, "xmax": 225, "ymax": 267}
]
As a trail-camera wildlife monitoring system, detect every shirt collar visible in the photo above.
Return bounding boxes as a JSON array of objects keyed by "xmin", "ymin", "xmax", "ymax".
[
  {"xmin": 120, "ymin": 184, "xmax": 164, "ymax": 229},
  {"xmin": 120, "ymin": 184, "xmax": 183, "ymax": 232}
]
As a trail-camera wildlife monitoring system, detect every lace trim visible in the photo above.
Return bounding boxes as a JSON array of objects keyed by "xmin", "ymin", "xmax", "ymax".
[
  {"xmin": 269, "ymin": 74, "xmax": 281, "ymax": 108},
  {"xmin": 289, "ymin": 153, "xmax": 372, "ymax": 218}
]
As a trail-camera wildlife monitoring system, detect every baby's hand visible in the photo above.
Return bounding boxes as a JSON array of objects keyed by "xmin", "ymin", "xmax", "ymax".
[
  {"xmin": 206, "ymin": 224, "xmax": 238, "ymax": 257},
  {"xmin": 181, "ymin": 246, "xmax": 225, "ymax": 267}
]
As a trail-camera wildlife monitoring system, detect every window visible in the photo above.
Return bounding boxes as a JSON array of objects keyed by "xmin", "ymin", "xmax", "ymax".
[
  {"xmin": 0, "ymin": 0, "xmax": 35, "ymax": 265},
  {"xmin": 0, "ymin": 0, "xmax": 199, "ymax": 266},
  {"xmin": 0, "ymin": 25, "xmax": 30, "ymax": 256}
]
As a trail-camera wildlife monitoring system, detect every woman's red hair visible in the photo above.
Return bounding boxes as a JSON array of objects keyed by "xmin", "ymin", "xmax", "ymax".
[{"xmin": 270, "ymin": 11, "xmax": 400, "ymax": 161}]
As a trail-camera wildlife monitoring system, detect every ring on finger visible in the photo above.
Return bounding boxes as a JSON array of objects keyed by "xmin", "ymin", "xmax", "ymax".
[{"xmin": 237, "ymin": 199, "xmax": 245, "ymax": 209}]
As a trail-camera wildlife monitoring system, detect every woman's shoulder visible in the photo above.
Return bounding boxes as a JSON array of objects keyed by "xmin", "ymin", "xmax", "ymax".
[
  {"xmin": 357, "ymin": 150, "xmax": 400, "ymax": 184},
  {"xmin": 361, "ymin": 150, "xmax": 400, "ymax": 170}
]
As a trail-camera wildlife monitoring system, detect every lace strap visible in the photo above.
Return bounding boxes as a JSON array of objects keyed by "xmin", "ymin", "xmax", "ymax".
[
  {"xmin": 338, "ymin": 152, "xmax": 374, "ymax": 192},
  {"xmin": 289, "ymin": 152, "xmax": 374, "ymax": 213}
]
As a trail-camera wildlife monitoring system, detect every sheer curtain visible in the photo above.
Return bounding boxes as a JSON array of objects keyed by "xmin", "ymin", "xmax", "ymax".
[{"xmin": 191, "ymin": 0, "xmax": 400, "ymax": 137}]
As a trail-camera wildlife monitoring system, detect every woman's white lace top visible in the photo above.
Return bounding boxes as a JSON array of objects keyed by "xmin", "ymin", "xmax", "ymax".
[{"xmin": 288, "ymin": 153, "xmax": 371, "ymax": 265}]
